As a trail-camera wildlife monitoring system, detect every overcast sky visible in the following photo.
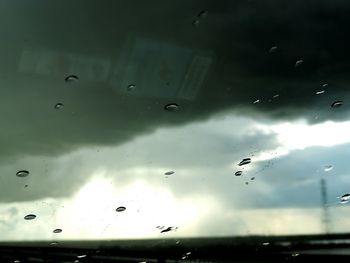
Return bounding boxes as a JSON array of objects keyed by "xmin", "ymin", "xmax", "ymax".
[{"xmin": 1, "ymin": 0, "xmax": 350, "ymax": 241}]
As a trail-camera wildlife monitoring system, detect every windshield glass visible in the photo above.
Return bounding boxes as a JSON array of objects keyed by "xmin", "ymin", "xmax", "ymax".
[{"xmin": 1, "ymin": 0, "xmax": 350, "ymax": 242}]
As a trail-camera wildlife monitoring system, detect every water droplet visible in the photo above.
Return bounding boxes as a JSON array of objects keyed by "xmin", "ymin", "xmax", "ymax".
[
  {"xmin": 50, "ymin": 241, "xmax": 58, "ymax": 245},
  {"xmin": 127, "ymin": 84, "xmax": 136, "ymax": 91},
  {"xmin": 238, "ymin": 158, "xmax": 251, "ymax": 166},
  {"xmin": 322, "ymin": 83, "xmax": 329, "ymax": 88},
  {"xmin": 250, "ymin": 177, "xmax": 255, "ymax": 181},
  {"xmin": 324, "ymin": 165, "xmax": 333, "ymax": 172},
  {"xmin": 186, "ymin": 252, "xmax": 192, "ymax": 256},
  {"xmin": 160, "ymin": 226, "xmax": 177, "ymax": 233},
  {"xmin": 316, "ymin": 90, "xmax": 325, "ymax": 95},
  {"xmin": 164, "ymin": 103, "xmax": 179, "ymax": 112},
  {"xmin": 340, "ymin": 193, "xmax": 350, "ymax": 204},
  {"xmin": 331, "ymin": 101, "xmax": 343, "ymax": 108},
  {"xmin": 192, "ymin": 20, "xmax": 200, "ymax": 26},
  {"xmin": 54, "ymin": 103, "xmax": 64, "ymax": 109},
  {"xmin": 262, "ymin": 242, "xmax": 270, "ymax": 246},
  {"xmin": 116, "ymin": 206, "xmax": 126, "ymax": 212},
  {"xmin": 16, "ymin": 170, "xmax": 29, "ymax": 178},
  {"xmin": 24, "ymin": 214, "xmax": 36, "ymax": 220},
  {"xmin": 65, "ymin": 75, "xmax": 79, "ymax": 83},
  {"xmin": 165, "ymin": 171, "xmax": 175, "ymax": 176},
  {"xmin": 235, "ymin": 171, "xmax": 242, "ymax": 176},
  {"xmin": 176, "ymin": 240, "xmax": 180, "ymax": 244},
  {"xmin": 14, "ymin": 260, "xmax": 20, "ymax": 263},
  {"xmin": 197, "ymin": 10, "xmax": 208, "ymax": 19},
  {"xmin": 269, "ymin": 46, "xmax": 278, "ymax": 53},
  {"xmin": 245, "ymin": 182, "xmax": 249, "ymax": 185},
  {"xmin": 253, "ymin": 99, "xmax": 260, "ymax": 104},
  {"xmin": 77, "ymin": 255, "xmax": 87, "ymax": 259},
  {"xmin": 295, "ymin": 60, "xmax": 303, "ymax": 67},
  {"xmin": 53, "ymin": 228, "xmax": 62, "ymax": 233},
  {"xmin": 291, "ymin": 253, "xmax": 299, "ymax": 257},
  {"xmin": 25, "ymin": 184, "xmax": 28, "ymax": 188},
  {"xmin": 273, "ymin": 94, "xmax": 279, "ymax": 98}
]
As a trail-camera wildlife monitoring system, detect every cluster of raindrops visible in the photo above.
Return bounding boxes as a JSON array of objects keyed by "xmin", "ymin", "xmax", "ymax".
[{"xmin": 192, "ymin": 10, "xmax": 208, "ymax": 26}]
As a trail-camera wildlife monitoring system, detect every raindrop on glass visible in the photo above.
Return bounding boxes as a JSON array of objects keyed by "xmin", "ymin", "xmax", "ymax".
[
  {"xmin": 54, "ymin": 103, "xmax": 64, "ymax": 109},
  {"xmin": 14, "ymin": 260, "xmax": 20, "ymax": 263},
  {"xmin": 340, "ymin": 193, "xmax": 350, "ymax": 204},
  {"xmin": 316, "ymin": 90, "xmax": 325, "ymax": 95},
  {"xmin": 238, "ymin": 158, "xmax": 251, "ymax": 166},
  {"xmin": 262, "ymin": 242, "xmax": 270, "ymax": 246},
  {"xmin": 16, "ymin": 170, "xmax": 29, "ymax": 178},
  {"xmin": 269, "ymin": 46, "xmax": 278, "ymax": 53},
  {"xmin": 331, "ymin": 101, "xmax": 343, "ymax": 108},
  {"xmin": 295, "ymin": 60, "xmax": 303, "ymax": 67},
  {"xmin": 50, "ymin": 241, "xmax": 58, "ymax": 245},
  {"xmin": 160, "ymin": 226, "xmax": 177, "ymax": 233},
  {"xmin": 25, "ymin": 184, "xmax": 28, "ymax": 188},
  {"xmin": 197, "ymin": 10, "xmax": 208, "ymax": 19},
  {"xmin": 77, "ymin": 255, "xmax": 87, "ymax": 259},
  {"xmin": 165, "ymin": 171, "xmax": 175, "ymax": 176},
  {"xmin": 251, "ymin": 177, "xmax": 255, "ymax": 181},
  {"xmin": 235, "ymin": 171, "xmax": 242, "ymax": 176},
  {"xmin": 192, "ymin": 20, "xmax": 200, "ymax": 26},
  {"xmin": 65, "ymin": 75, "xmax": 79, "ymax": 83},
  {"xmin": 322, "ymin": 83, "xmax": 329, "ymax": 88},
  {"xmin": 53, "ymin": 228, "xmax": 62, "ymax": 233},
  {"xmin": 116, "ymin": 206, "xmax": 126, "ymax": 212},
  {"xmin": 127, "ymin": 84, "xmax": 136, "ymax": 91},
  {"xmin": 24, "ymin": 214, "xmax": 36, "ymax": 220},
  {"xmin": 273, "ymin": 94, "xmax": 279, "ymax": 98},
  {"xmin": 324, "ymin": 165, "xmax": 333, "ymax": 172},
  {"xmin": 164, "ymin": 103, "xmax": 179, "ymax": 112},
  {"xmin": 291, "ymin": 253, "xmax": 300, "ymax": 257},
  {"xmin": 245, "ymin": 182, "xmax": 249, "ymax": 185},
  {"xmin": 253, "ymin": 99, "xmax": 260, "ymax": 104}
]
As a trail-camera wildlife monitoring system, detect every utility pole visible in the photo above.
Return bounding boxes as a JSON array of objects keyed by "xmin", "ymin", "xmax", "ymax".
[{"xmin": 320, "ymin": 178, "xmax": 331, "ymax": 234}]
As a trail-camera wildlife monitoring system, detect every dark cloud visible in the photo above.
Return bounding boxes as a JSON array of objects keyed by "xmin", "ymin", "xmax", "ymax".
[{"xmin": 0, "ymin": 0, "xmax": 349, "ymax": 211}]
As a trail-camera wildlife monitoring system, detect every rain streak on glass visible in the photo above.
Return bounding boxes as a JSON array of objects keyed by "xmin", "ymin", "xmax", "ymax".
[
  {"xmin": 16, "ymin": 170, "xmax": 29, "ymax": 178},
  {"xmin": 53, "ymin": 228, "xmax": 62, "ymax": 233},
  {"xmin": 316, "ymin": 90, "xmax": 325, "ymax": 95},
  {"xmin": 235, "ymin": 171, "xmax": 242, "ymax": 176},
  {"xmin": 331, "ymin": 101, "xmax": 343, "ymax": 108},
  {"xmin": 295, "ymin": 60, "xmax": 303, "ymax": 67},
  {"xmin": 116, "ymin": 206, "xmax": 126, "ymax": 212},
  {"xmin": 65, "ymin": 75, "xmax": 79, "ymax": 83},
  {"xmin": 273, "ymin": 94, "xmax": 279, "ymax": 98},
  {"xmin": 238, "ymin": 158, "xmax": 251, "ymax": 166},
  {"xmin": 77, "ymin": 255, "xmax": 87, "ymax": 259},
  {"xmin": 164, "ymin": 103, "xmax": 179, "ymax": 112},
  {"xmin": 24, "ymin": 214, "xmax": 36, "ymax": 220},
  {"xmin": 165, "ymin": 171, "xmax": 175, "ymax": 176},
  {"xmin": 253, "ymin": 99, "xmax": 260, "ymax": 104},
  {"xmin": 54, "ymin": 103, "xmax": 64, "ymax": 109},
  {"xmin": 324, "ymin": 165, "xmax": 333, "ymax": 172},
  {"xmin": 322, "ymin": 83, "xmax": 329, "ymax": 88}
]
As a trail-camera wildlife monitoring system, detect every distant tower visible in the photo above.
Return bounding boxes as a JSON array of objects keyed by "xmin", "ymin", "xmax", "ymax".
[{"xmin": 320, "ymin": 178, "xmax": 331, "ymax": 233}]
